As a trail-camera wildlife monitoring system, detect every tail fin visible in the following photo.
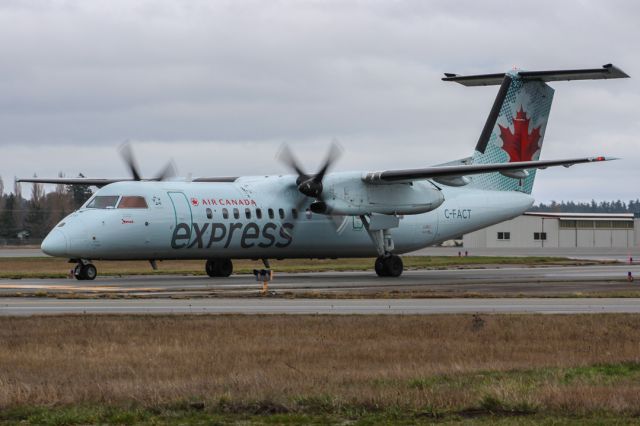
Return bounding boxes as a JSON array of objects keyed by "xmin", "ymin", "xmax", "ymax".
[{"xmin": 443, "ymin": 64, "xmax": 629, "ymax": 194}]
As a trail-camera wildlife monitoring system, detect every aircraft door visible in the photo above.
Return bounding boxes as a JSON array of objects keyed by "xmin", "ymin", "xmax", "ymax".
[{"xmin": 168, "ymin": 192, "xmax": 193, "ymax": 244}]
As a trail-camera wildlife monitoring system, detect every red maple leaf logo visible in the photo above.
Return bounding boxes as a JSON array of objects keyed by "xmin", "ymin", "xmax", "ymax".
[
  {"xmin": 191, "ymin": 198, "xmax": 199, "ymax": 206},
  {"xmin": 498, "ymin": 106, "xmax": 541, "ymax": 162}
]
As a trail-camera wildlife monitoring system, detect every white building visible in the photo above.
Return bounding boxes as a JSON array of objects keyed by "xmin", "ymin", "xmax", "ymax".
[{"xmin": 464, "ymin": 212, "xmax": 638, "ymax": 249}]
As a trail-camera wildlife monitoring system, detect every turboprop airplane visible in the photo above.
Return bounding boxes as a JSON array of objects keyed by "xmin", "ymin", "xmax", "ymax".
[{"xmin": 19, "ymin": 64, "xmax": 629, "ymax": 281}]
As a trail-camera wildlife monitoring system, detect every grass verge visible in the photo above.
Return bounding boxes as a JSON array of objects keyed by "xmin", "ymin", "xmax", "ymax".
[
  {"xmin": 0, "ymin": 256, "xmax": 613, "ymax": 279},
  {"xmin": 2, "ymin": 314, "xmax": 640, "ymax": 424}
]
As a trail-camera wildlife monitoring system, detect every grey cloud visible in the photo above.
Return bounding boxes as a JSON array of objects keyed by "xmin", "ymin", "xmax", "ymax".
[{"xmin": 0, "ymin": 0, "xmax": 638, "ymax": 202}]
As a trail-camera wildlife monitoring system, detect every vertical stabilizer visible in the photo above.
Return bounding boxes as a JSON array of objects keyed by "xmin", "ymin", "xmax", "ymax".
[
  {"xmin": 470, "ymin": 73, "xmax": 554, "ymax": 194},
  {"xmin": 441, "ymin": 64, "xmax": 629, "ymax": 194}
]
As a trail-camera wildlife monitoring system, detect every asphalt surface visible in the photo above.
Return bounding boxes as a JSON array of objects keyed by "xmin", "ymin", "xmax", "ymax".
[
  {"xmin": 0, "ymin": 248, "xmax": 45, "ymax": 257},
  {"xmin": 2, "ymin": 264, "xmax": 640, "ymax": 315},
  {"xmin": 3, "ymin": 297, "xmax": 640, "ymax": 315},
  {"xmin": 1, "ymin": 265, "xmax": 638, "ymax": 297},
  {"xmin": 2, "ymin": 246, "xmax": 639, "ymax": 261}
]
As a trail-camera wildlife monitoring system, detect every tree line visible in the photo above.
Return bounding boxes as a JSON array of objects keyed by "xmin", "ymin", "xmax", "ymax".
[
  {"xmin": 529, "ymin": 199, "xmax": 640, "ymax": 214},
  {"xmin": 0, "ymin": 175, "xmax": 93, "ymax": 242}
]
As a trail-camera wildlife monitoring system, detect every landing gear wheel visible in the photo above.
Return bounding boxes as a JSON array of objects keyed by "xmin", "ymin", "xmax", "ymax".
[
  {"xmin": 218, "ymin": 259, "xmax": 233, "ymax": 277},
  {"xmin": 73, "ymin": 264, "xmax": 82, "ymax": 280},
  {"xmin": 205, "ymin": 259, "xmax": 218, "ymax": 277},
  {"xmin": 75, "ymin": 263, "xmax": 97, "ymax": 280},
  {"xmin": 384, "ymin": 255, "xmax": 403, "ymax": 277},
  {"xmin": 375, "ymin": 255, "xmax": 403, "ymax": 278},
  {"xmin": 375, "ymin": 256, "xmax": 387, "ymax": 277},
  {"xmin": 205, "ymin": 258, "xmax": 233, "ymax": 277}
]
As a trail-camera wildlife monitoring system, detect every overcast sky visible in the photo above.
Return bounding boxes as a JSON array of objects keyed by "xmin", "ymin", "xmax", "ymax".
[{"xmin": 0, "ymin": 0, "xmax": 638, "ymax": 202}]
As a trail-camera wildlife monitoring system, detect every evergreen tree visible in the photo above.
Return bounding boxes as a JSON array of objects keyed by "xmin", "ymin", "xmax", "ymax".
[
  {"xmin": 67, "ymin": 173, "xmax": 93, "ymax": 210},
  {"xmin": 532, "ymin": 199, "xmax": 638, "ymax": 213},
  {"xmin": 24, "ymin": 181, "xmax": 47, "ymax": 239},
  {"xmin": 0, "ymin": 194, "xmax": 17, "ymax": 239},
  {"xmin": 0, "ymin": 175, "xmax": 4, "ymax": 212},
  {"xmin": 12, "ymin": 180, "xmax": 25, "ymax": 234}
]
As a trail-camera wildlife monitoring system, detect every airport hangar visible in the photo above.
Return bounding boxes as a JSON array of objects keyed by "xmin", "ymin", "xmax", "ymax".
[{"xmin": 463, "ymin": 212, "xmax": 639, "ymax": 249}]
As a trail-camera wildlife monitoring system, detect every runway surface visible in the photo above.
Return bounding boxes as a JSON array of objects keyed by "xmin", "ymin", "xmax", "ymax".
[
  {"xmin": 2, "ymin": 246, "xmax": 639, "ymax": 261},
  {"xmin": 2, "ymin": 264, "xmax": 640, "ymax": 315},
  {"xmin": 3, "ymin": 297, "xmax": 640, "ymax": 315},
  {"xmin": 1, "ymin": 265, "xmax": 639, "ymax": 297}
]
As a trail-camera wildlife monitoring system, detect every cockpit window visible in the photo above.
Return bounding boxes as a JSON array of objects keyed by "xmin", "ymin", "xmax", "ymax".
[
  {"xmin": 117, "ymin": 196, "xmax": 148, "ymax": 209},
  {"xmin": 86, "ymin": 196, "xmax": 120, "ymax": 209}
]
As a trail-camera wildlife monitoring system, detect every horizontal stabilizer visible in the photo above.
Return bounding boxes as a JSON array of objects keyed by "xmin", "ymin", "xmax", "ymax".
[{"xmin": 443, "ymin": 64, "xmax": 629, "ymax": 86}]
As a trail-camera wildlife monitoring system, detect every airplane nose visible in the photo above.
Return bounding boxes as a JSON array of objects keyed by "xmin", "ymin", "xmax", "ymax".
[{"xmin": 41, "ymin": 229, "xmax": 68, "ymax": 257}]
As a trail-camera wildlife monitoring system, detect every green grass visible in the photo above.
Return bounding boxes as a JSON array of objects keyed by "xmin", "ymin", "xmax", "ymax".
[
  {"xmin": 408, "ymin": 361, "xmax": 640, "ymax": 391},
  {"xmin": 2, "ymin": 404, "xmax": 640, "ymax": 425},
  {"xmin": 4, "ymin": 363, "xmax": 640, "ymax": 424}
]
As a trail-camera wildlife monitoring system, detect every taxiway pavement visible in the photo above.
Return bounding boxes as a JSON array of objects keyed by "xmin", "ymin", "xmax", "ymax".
[
  {"xmin": 1, "ymin": 265, "xmax": 639, "ymax": 297},
  {"xmin": 2, "ymin": 246, "xmax": 639, "ymax": 261}
]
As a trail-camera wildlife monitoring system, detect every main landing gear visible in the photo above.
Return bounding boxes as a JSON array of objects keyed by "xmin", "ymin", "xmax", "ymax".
[
  {"xmin": 375, "ymin": 254, "xmax": 403, "ymax": 277},
  {"xmin": 205, "ymin": 258, "xmax": 233, "ymax": 277},
  {"xmin": 359, "ymin": 214, "xmax": 404, "ymax": 278},
  {"xmin": 73, "ymin": 260, "xmax": 97, "ymax": 281}
]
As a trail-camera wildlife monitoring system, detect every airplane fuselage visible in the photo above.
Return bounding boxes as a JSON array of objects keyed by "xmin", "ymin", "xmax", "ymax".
[{"xmin": 42, "ymin": 175, "xmax": 534, "ymax": 260}]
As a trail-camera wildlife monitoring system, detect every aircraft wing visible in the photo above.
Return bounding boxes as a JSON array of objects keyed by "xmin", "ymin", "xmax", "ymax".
[
  {"xmin": 16, "ymin": 176, "xmax": 241, "ymax": 186},
  {"xmin": 15, "ymin": 177, "xmax": 132, "ymax": 187},
  {"xmin": 362, "ymin": 156, "xmax": 614, "ymax": 183}
]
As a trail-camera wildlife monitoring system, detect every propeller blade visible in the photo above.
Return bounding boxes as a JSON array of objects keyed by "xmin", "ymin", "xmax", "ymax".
[
  {"xmin": 330, "ymin": 215, "xmax": 348, "ymax": 233},
  {"xmin": 155, "ymin": 160, "xmax": 177, "ymax": 181},
  {"xmin": 314, "ymin": 139, "xmax": 343, "ymax": 183},
  {"xmin": 277, "ymin": 143, "xmax": 308, "ymax": 181},
  {"xmin": 118, "ymin": 142, "xmax": 142, "ymax": 181},
  {"xmin": 279, "ymin": 140, "xmax": 344, "ymax": 232}
]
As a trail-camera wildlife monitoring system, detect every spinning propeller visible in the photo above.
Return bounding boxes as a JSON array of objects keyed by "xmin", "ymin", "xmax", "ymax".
[
  {"xmin": 119, "ymin": 142, "xmax": 177, "ymax": 182},
  {"xmin": 277, "ymin": 141, "xmax": 347, "ymax": 234},
  {"xmin": 277, "ymin": 140, "xmax": 343, "ymax": 213}
]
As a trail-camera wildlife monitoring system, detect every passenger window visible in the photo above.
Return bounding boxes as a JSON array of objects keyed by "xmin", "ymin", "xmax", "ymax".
[
  {"xmin": 206, "ymin": 208, "xmax": 213, "ymax": 219},
  {"xmin": 86, "ymin": 195, "xmax": 119, "ymax": 209},
  {"xmin": 118, "ymin": 196, "xmax": 148, "ymax": 209},
  {"xmin": 278, "ymin": 208, "xmax": 285, "ymax": 219},
  {"xmin": 292, "ymin": 209, "xmax": 298, "ymax": 219},
  {"xmin": 233, "ymin": 208, "xmax": 239, "ymax": 219},
  {"xmin": 268, "ymin": 208, "xmax": 274, "ymax": 219},
  {"xmin": 222, "ymin": 208, "xmax": 229, "ymax": 219},
  {"xmin": 256, "ymin": 208, "xmax": 262, "ymax": 219},
  {"xmin": 245, "ymin": 208, "xmax": 251, "ymax": 219}
]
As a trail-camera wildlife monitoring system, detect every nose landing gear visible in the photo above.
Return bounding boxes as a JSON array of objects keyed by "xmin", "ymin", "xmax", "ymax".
[
  {"xmin": 205, "ymin": 258, "xmax": 233, "ymax": 277},
  {"xmin": 73, "ymin": 261, "xmax": 97, "ymax": 281}
]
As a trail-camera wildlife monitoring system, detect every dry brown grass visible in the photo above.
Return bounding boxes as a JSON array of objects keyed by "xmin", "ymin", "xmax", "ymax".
[
  {"xmin": 0, "ymin": 256, "xmax": 609, "ymax": 279},
  {"xmin": 1, "ymin": 314, "xmax": 640, "ymax": 416}
]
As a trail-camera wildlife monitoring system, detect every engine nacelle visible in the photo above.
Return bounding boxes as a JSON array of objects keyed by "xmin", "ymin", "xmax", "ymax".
[{"xmin": 318, "ymin": 178, "xmax": 444, "ymax": 216}]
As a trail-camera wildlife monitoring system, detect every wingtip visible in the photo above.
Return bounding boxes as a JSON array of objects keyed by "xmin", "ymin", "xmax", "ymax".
[{"xmin": 592, "ymin": 156, "xmax": 619, "ymax": 162}]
